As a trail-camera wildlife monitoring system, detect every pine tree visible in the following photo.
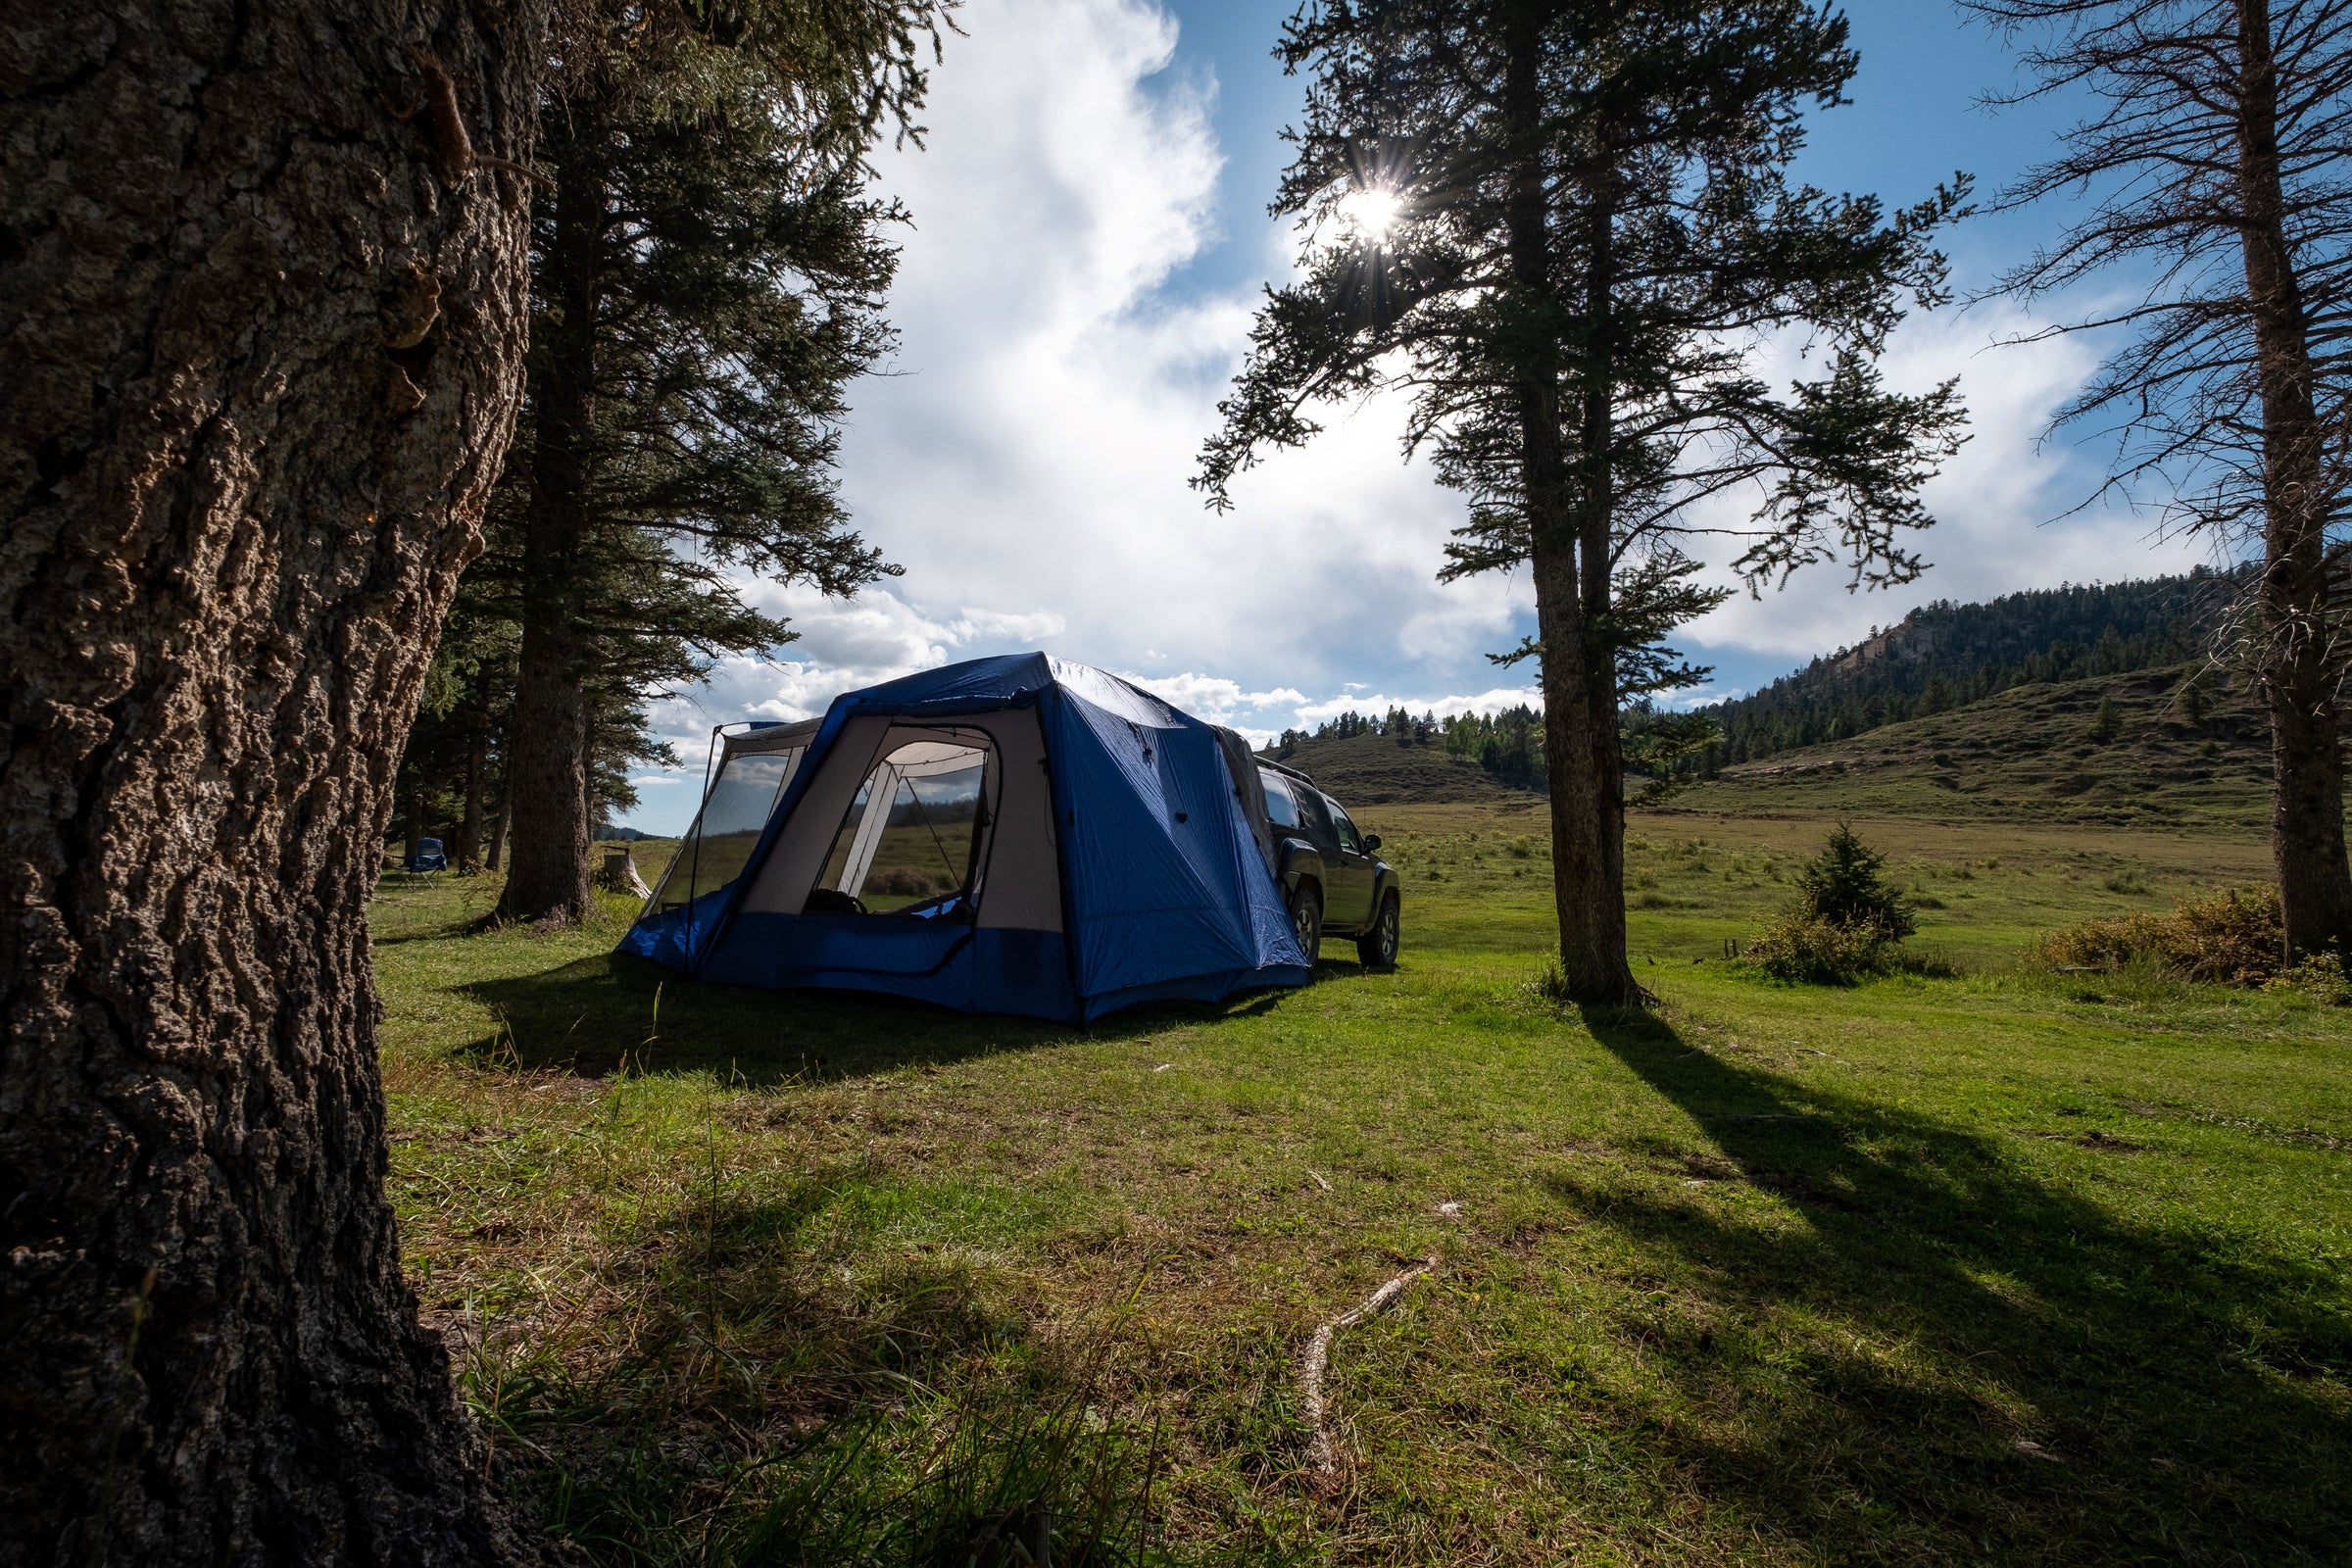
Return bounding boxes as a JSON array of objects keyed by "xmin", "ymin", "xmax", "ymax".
[
  {"xmin": 1621, "ymin": 703, "xmax": 1723, "ymax": 801},
  {"xmin": 2177, "ymin": 667, "xmax": 2214, "ymax": 726},
  {"xmin": 496, "ymin": 2, "xmax": 942, "ymax": 924},
  {"xmin": 1798, "ymin": 822, "xmax": 1916, "ymax": 937},
  {"xmin": 395, "ymin": 576, "xmax": 520, "ymax": 872},
  {"xmin": 1200, "ymin": 0, "xmax": 1967, "ymax": 1004}
]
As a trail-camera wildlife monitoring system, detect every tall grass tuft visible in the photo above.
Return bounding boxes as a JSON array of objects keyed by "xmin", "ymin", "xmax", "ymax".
[{"xmin": 706, "ymin": 1374, "xmax": 1163, "ymax": 1567}]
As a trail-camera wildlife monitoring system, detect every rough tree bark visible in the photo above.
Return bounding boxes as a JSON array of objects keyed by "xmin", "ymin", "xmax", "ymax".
[
  {"xmin": 2233, "ymin": 0, "xmax": 2352, "ymax": 958},
  {"xmin": 1, "ymin": 3, "xmax": 548, "ymax": 1562},
  {"xmin": 494, "ymin": 111, "xmax": 602, "ymax": 925},
  {"xmin": 1508, "ymin": 13, "xmax": 1642, "ymax": 1007}
]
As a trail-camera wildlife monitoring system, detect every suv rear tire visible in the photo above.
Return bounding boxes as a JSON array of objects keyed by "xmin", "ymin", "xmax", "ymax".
[
  {"xmin": 1356, "ymin": 891, "xmax": 1399, "ymax": 968},
  {"xmin": 1287, "ymin": 882, "xmax": 1322, "ymax": 966}
]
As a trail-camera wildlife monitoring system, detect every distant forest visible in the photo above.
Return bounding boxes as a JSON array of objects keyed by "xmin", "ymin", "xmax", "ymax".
[
  {"xmin": 1273, "ymin": 705, "xmax": 1548, "ymax": 790},
  {"xmin": 1275, "ymin": 567, "xmax": 2243, "ymax": 791},
  {"xmin": 1703, "ymin": 567, "xmax": 2240, "ymax": 763}
]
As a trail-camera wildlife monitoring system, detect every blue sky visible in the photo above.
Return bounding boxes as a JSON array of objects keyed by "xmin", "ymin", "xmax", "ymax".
[{"xmin": 623, "ymin": 0, "xmax": 2200, "ymax": 832}]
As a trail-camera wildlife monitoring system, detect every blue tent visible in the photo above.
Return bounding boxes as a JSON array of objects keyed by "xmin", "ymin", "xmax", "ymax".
[{"xmin": 618, "ymin": 654, "xmax": 1310, "ymax": 1021}]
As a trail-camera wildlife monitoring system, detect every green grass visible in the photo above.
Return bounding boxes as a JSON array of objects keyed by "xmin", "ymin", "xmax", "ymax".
[{"xmin": 377, "ymin": 814, "xmax": 2352, "ymax": 1565}]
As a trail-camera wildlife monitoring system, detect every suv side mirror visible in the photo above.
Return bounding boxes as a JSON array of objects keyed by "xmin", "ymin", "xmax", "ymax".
[{"xmin": 1362, "ymin": 834, "xmax": 1382, "ymax": 853}]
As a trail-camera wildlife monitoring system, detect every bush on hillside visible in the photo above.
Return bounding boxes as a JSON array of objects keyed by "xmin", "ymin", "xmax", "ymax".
[
  {"xmin": 866, "ymin": 865, "xmax": 957, "ymax": 899},
  {"xmin": 2035, "ymin": 886, "xmax": 2285, "ymax": 986},
  {"xmin": 2269, "ymin": 952, "xmax": 2352, "ymax": 1004}
]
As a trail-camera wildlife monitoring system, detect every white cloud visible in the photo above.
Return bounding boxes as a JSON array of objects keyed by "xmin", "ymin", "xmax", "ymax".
[
  {"xmin": 638, "ymin": 583, "xmax": 1063, "ymax": 758},
  {"xmin": 833, "ymin": 0, "xmax": 1520, "ymax": 693},
  {"xmin": 1116, "ymin": 670, "xmax": 1307, "ymax": 721},
  {"xmin": 612, "ymin": 0, "xmax": 2211, "ymax": 831},
  {"xmin": 1680, "ymin": 302, "xmax": 2207, "ymax": 662}
]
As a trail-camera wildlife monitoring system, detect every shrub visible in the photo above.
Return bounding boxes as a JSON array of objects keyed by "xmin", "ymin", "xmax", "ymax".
[
  {"xmin": 1745, "ymin": 910, "xmax": 1897, "ymax": 985},
  {"xmin": 866, "ymin": 865, "xmax": 957, "ymax": 899},
  {"xmin": 2035, "ymin": 886, "xmax": 2285, "ymax": 985},
  {"xmin": 2268, "ymin": 952, "xmax": 2352, "ymax": 1005}
]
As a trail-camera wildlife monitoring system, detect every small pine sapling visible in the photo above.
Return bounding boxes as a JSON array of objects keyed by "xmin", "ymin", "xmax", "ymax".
[
  {"xmin": 1797, "ymin": 823, "xmax": 1918, "ymax": 940},
  {"xmin": 2175, "ymin": 669, "xmax": 2212, "ymax": 726},
  {"xmin": 1749, "ymin": 823, "xmax": 1918, "ymax": 983}
]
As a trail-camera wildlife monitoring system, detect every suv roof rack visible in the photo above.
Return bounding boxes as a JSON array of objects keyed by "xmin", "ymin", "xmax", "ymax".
[{"xmin": 1256, "ymin": 755, "xmax": 1317, "ymax": 788}]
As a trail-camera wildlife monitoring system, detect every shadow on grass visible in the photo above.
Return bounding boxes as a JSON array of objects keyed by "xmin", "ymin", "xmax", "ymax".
[
  {"xmin": 462, "ymin": 951, "xmax": 1317, "ymax": 1085},
  {"xmin": 1572, "ymin": 1003, "xmax": 2351, "ymax": 1564},
  {"xmin": 466, "ymin": 1164, "xmax": 1163, "ymax": 1566}
]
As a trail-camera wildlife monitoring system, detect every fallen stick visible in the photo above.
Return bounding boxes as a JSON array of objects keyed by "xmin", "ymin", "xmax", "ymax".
[{"xmin": 1298, "ymin": 1255, "xmax": 1436, "ymax": 1493}]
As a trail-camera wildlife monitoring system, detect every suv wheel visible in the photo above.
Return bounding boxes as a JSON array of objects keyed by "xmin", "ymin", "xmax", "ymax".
[
  {"xmin": 1287, "ymin": 882, "xmax": 1322, "ymax": 965},
  {"xmin": 1356, "ymin": 891, "xmax": 1399, "ymax": 969}
]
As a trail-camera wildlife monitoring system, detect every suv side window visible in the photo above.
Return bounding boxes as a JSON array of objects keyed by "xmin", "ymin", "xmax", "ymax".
[
  {"xmin": 1325, "ymin": 797, "xmax": 1363, "ymax": 854},
  {"xmin": 1293, "ymin": 785, "xmax": 1338, "ymax": 847},
  {"xmin": 1259, "ymin": 767, "xmax": 1300, "ymax": 830}
]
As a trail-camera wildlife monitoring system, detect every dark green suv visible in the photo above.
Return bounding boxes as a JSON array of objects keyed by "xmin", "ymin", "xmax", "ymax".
[{"xmin": 1253, "ymin": 759, "xmax": 1400, "ymax": 968}]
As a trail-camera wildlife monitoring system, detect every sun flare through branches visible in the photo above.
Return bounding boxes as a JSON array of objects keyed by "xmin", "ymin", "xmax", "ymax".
[{"xmin": 1339, "ymin": 185, "xmax": 1403, "ymax": 241}]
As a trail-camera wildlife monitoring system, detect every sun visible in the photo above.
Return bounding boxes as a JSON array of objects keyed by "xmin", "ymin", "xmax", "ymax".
[{"xmin": 1339, "ymin": 186, "xmax": 1404, "ymax": 241}]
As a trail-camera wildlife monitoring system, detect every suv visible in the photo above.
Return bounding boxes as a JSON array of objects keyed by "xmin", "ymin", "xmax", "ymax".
[{"xmin": 1254, "ymin": 760, "xmax": 1400, "ymax": 968}]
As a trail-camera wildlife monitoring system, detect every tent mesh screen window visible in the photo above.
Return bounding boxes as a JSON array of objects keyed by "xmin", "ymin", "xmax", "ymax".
[
  {"xmin": 812, "ymin": 737, "xmax": 995, "ymax": 917},
  {"xmin": 647, "ymin": 744, "xmax": 804, "ymax": 916}
]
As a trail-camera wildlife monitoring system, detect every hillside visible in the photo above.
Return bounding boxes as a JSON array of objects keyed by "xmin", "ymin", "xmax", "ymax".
[
  {"xmin": 1667, "ymin": 662, "xmax": 2276, "ymax": 829},
  {"xmin": 1268, "ymin": 663, "xmax": 2280, "ymax": 829},
  {"xmin": 1254, "ymin": 729, "xmax": 1536, "ymax": 804},
  {"xmin": 1703, "ymin": 568, "xmax": 2241, "ymax": 761}
]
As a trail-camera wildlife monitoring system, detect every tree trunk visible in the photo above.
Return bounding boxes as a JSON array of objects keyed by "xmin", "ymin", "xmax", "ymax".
[
  {"xmin": 486, "ymin": 764, "xmax": 514, "ymax": 872},
  {"xmin": 407, "ymin": 777, "xmax": 431, "ymax": 869},
  {"xmin": 2234, "ymin": 0, "xmax": 2352, "ymax": 957},
  {"xmin": 1552, "ymin": 175, "xmax": 1640, "ymax": 1007},
  {"xmin": 455, "ymin": 720, "xmax": 489, "ymax": 870},
  {"xmin": 495, "ymin": 115, "xmax": 602, "ymax": 925},
  {"xmin": 1533, "ymin": 542, "xmax": 1640, "ymax": 1004},
  {"xmin": 1504, "ymin": 5, "xmax": 1640, "ymax": 1006},
  {"xmin": 0, "ymin": 3, "xmax": 548, "ymax": 1563}
]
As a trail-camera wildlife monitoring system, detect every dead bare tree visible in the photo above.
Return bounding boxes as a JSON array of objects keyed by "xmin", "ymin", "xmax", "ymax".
[{"xmin": 1969, "ymin": 0, "xmax": 2352, "ymax": 957}]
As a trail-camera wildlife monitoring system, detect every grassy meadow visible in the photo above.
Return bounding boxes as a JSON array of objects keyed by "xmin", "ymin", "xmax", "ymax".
[{"xmin": 377, "ymin": 808, "xmax": 2351, "ymax": 1564}]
